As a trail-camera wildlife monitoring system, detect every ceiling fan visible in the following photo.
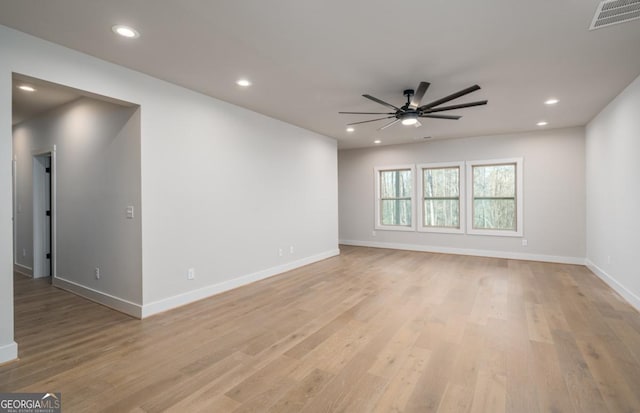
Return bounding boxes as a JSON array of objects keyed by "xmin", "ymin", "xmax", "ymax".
[{"xmin": 339, "ymin": 82, "xmax": 487, "ymax": 130}]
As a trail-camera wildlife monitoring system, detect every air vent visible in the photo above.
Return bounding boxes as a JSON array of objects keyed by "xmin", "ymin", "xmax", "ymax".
[{"xmin": 590, "ymin": 0, "xmax": 640, "ymax": 30}]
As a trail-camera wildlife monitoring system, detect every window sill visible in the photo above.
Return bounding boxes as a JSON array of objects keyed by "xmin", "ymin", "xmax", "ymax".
[
  {"xmin": 374, "ymin": 225, "xmax": 416, "ymax": 232},
  {"xmin": 417, "ymin": 227, "xmax": 465, "ymax": 234},
  {"xmin": 466, "ymin": 228, "xmax": 523, "ymax": 237}
]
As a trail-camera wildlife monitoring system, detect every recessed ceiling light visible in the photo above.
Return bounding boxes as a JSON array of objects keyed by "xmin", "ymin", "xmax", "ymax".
[
  {"xmin": 346, "ymin": 127, "xmax": 355, "ymax": 132},
  {"xmin": 537, "ymin": 121, "xmax": 548, "ymax": 126},
  {"xmin": 18, "ymin": 85, "xmax": 36, "ymax": 92},
  {"xmin": 112, "ymin": 25, "xmax": 140, "ymax": 39},
  {"xmin": 544, "ymin": 98, "xmax": 559, "ymax": 105},
  {"xmin": 373, "ymin": 140, "xmax": 382, "ymax": 144},
  {"xmin": 236, "ymin": 79, "xmax": 252, "ymax": 87}
]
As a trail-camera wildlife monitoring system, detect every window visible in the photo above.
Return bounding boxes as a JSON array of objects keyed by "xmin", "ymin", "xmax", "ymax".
[
  {"xmin": 374, "ymin": 165, "xmax": 415, "ymax": 231},
  {"xmin": 466, "ymin": 158, "xmax": 523, "ymax": 236},
  {"xmin": 417, "ymin": 162, "xmax": 464, "ymax": 233}
]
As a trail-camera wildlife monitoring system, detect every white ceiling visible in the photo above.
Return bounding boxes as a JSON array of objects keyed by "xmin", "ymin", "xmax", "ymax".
[
  {"xmin": 12, "ymin": 74, "xmax": 137, "ymax": 125},
  {"xmin": 12, "ymin": 74, "xmax": 83, "ymax": 125},
  {"xmin": 1, "ymin": 0, "xmax": 639, "ymax": 148}
]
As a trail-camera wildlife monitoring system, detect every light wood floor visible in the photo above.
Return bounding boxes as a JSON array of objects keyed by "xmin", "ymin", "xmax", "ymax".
[{"xmin": 2, "ymin": 246, "xmax": 640, "ymax": 412}]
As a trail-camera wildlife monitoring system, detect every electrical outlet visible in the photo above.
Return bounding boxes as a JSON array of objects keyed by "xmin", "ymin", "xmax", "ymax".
[
  {"xmin": 521, "ymin": 239, "xmax": 528, "ymax": 247},
  {"xmin": 289, "ymin": 246, "xmax": 294, "ymax": 254},
  {"xmin": 95, "ymin": 267, "xmax": 100, "ymax": 280},
  {"xmin": 607, "ymin": 255, "xmax": 611, "ymax": 264},
  {"xmin": 22, "ymin": 248, "xmax": 26, "ymax": 257},
  {"xmin": 372, "ymin": 231, "xmax": 377, "ymax": 237},
  {"xmin": 187, "ymin": 268, "xmax": 195, "ymax": 280},
  {"xmin": 278, "ymin": 248, "xmax": 283, "ymax": 257},
  {"xmin": 126, "ymin": 206, "xmax": 134, "ymax": 219}
]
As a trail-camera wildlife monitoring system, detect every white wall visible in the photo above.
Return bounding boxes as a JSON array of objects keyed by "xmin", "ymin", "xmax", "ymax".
[
  {"xmin": 339, "ymin": 127, "xmax": 586, "ymax": 263},
  {"xmin": 140, "ymin": 91, "xmax": 339, "ymax": 315},
  {"xmin": 585, "ymin": 73, "xmax": 640, "ymax": 311},
  {"xmin": 13, "ymin": 97, "xmax": 142, "ymax": 304},
  {"xmin": 0, "ymin": 55, "xmax": 17, "ymax": 364},
  {"xmin": 0, "ymin": 25, "xmax": 338, "ymax": 362}
]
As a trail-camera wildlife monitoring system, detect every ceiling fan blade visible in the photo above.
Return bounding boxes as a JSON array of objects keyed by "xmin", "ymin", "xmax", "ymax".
[
  {"xmin": 418, "ymin": 84, "xmax": 481, "ymax": 111},
  {"xmin": 409, "ymin": 82, "xmax": 430, "ymax": 109},
  {"xmin": 420, "ymin": 114, "xmax": 462, "ymax": 120},
  {"xmin": 422, "ymin": 100, "xmax": 488, "ymax": 114},
  {"xmin": 347, "ymin": 116, "xmax": 395, "ymax": 126},
  {"xmin": 363, "ymin": 94, "xmax": 402, "ymax": 111},
  {"xmin": 339, "ymin": 111, "xmax": 395, "ymax": 115},
  {"xmin": 378, "ymin": 118, "xmax": 401, "ymax": 130}
]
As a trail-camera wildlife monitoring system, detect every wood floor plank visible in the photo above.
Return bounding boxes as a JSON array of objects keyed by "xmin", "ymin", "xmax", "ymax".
[
  {"xmin": 266, "ymin": 368, "xmax": 334, "ymax": 413},
  {"xmin": 367, "ymin": 317, "xmax": 423, "ymax": 379},
  {"xmin": 404, "ymin": 340, "xmax": 460, "ymax": 412},
  {"xmin": 1, "ymin": 246, "xmax": 639, "ymax": 412},
  {"xmin": 372, "ymin": 346, "xmax": 432, "ymax": 413},
  {"xmin": 530, "ymin": 341, "xmax": 576, "ymax": 413},
  {"xmin": 469, "ymin": 370, "xmax": 506, "ymax": 413},
  {"xmin": 551, "ymin": 329, "xmax": 610, "ymax": 413},
  {"xmin": 576, "ymin": 334, "xmax": 640, "ymax": 412},
  {"xmin": 525, "ymin": 302, "xmax": 554, "ymax": 344}
]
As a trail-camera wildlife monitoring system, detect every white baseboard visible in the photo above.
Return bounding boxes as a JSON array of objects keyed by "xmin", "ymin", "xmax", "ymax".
[
  {"xmin": 14, "ymin": 263, "xmax": 33, "ymax": 277},
  {"xmin": 586, "ymin": 259, "xmax": 640, "ymax": 312},
  {"xmin": 53, "ymin": 276, "xmax": 143, "ymax": 319},
  {"xmin": 141, "ymin": 248, "xmax": 341, "ymax": 318},
  {"xmin": 0, "ymin": 341, "xmax": 18, "ymax": 364},
  {"xmin": 339, "ymin": 240, "xmax": 585, "ymax": 265}
]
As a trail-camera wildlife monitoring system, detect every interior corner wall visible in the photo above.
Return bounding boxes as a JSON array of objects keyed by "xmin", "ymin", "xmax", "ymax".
[
  {"xmin": 338, "ymin": 127, "xmax": 586, "ymax": 263},
  {"xmin": 585, "ymin": 73, "xmax": 640, "ymax": 311},
  {"xmin": 13, "ymin": 97, "xmax": 142, "ymax": 307},
  {"xmin": 0, "ymin": 24, "xmax": 338, "ymax": 361}
]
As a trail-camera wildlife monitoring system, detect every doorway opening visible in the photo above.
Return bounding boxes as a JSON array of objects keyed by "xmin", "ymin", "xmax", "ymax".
[
  {"xmin": 10, "ymin": 72, "xmax": 143, "ymax": 365},
  {"xmin": 11, "ymin": 72, "xmax": 142, "ymax": 319}
]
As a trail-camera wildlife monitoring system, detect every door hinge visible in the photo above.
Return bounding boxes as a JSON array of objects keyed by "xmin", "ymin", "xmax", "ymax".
[
  {"xmin": 45, "ymin": 167, "xmax": 51, "ymax": 173},
  {"xmin": 46, "ymin": 253, "xmax": 51, "ymax": 259},
  {"xmin": 46, "ymin": 210, "xmax": 51, "ymax": 216}
]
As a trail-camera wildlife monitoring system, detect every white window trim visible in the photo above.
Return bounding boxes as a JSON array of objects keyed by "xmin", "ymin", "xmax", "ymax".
[
  {"xmin": 466, "ymin": 157, "xmax": 523, "ymax": 237},
  {"xmin": 417, "ymin": 161, "xmax": 465, "ymax": 234},
  {"xmin": 374, "ymin": 164, "xmax": 416, "ymax": 232}
]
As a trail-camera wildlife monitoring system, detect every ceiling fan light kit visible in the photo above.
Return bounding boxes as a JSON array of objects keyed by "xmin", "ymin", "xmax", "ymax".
[
  {"xmin": 401, "ymin": 112, "xmax": 418, "ymax": 126},
  {"xmin": 339, "ymin": 81, "xmax": 488, "ymax": 131}
]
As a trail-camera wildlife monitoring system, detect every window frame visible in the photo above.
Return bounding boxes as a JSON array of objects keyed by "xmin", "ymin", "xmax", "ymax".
[
  {"xmin": 374, "ymin": 165, "xmax": 416, "ymax": 232},
  {"xmin": 466, "ymin": 157, "xmax": 523, "ymax": 237},
  {"xmin": 417, "ymin": 161, "xmax": 465, "ymax": 234}
]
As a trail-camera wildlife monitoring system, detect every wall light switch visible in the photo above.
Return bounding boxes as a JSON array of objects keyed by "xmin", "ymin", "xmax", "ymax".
[
  {"xmin": 187, "ymin": 268, "xmax": 195, "ymax": 280},
  {"xmin": 126, "ymin": 206, "xmax": 134, "ymax": 219}
]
